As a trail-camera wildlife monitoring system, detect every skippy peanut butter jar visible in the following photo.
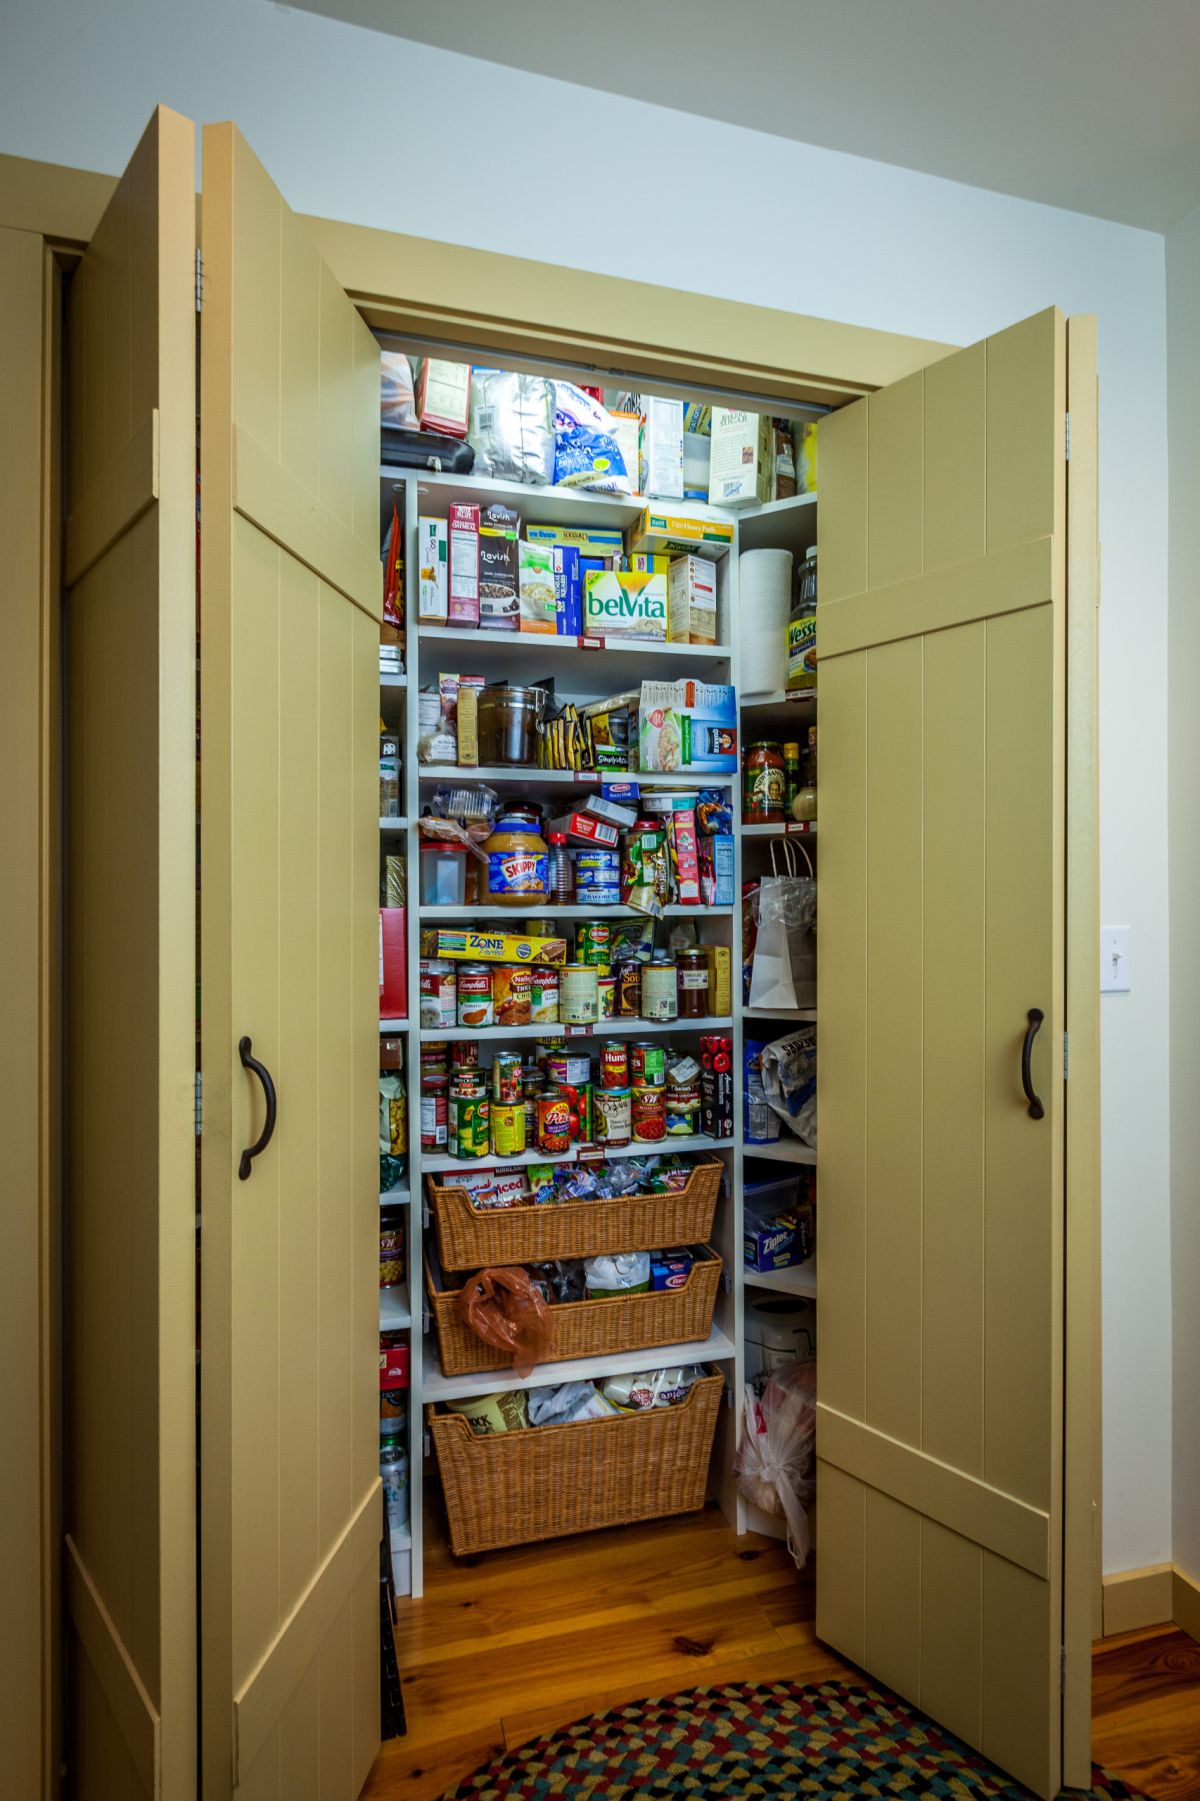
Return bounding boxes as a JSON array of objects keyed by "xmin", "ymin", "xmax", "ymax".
[{"xmin": 482, "ymin": 813, "xmax": 550, "ymax": 907}]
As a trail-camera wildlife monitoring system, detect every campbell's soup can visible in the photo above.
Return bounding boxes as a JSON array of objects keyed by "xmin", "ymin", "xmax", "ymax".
[
  {"xmin": 449, "ymin": 1092, "xmax": 490, "ymax": 1158},
  {"xmin": 599, "ymin": 1042, "xmax": 629, "ymax": 1089},
  {"xmin": 616, "ymin": 961, "xmax": 641, "ymax": 1017},
  {"xmin": 575, "ymin": 921, "xmax": 613, "ymax": 966},
  {"xmin": 560, "ymin": 962, "xmax": 598, "ymax": 1025},
  {"xmin": 420, "ymin": 959, "xmax": 456, "ymax": 1031},
  {"xmin": 419, "ymin": 1079, "xmax": 448, "ymax": 1150},
  {"xmin": 598, "ymin": 972, "xmax": 616, "ymax": 1018},
  {"xmin": 630, "ymin": 1041, "xmax": 667, "ymax": 1088},
  {"xmin": 492, "ymin": 1052, "xmax": 523, "ymax": 1104},
  {"xmin": 490, "ymin": 1101, "xmax": 526, "ymax": 1157},
  {"xmin": 594, "ymin": 1085, "xmax": 631, "ymax": 1147},
  {"xmin": 456, "ymin": 964, "xmax": 494, "ymax": 1030},
  {"xmin": 632, "ymin": 1082, "xmax": 666, "ymax": 1142},
  {"xmin": 529, "ymin": 966, "xmax": 559, "ymax": 1024},
  {"xmin": 537, "ymin": 1086, "xmax": 573, "ymax": 1155}
]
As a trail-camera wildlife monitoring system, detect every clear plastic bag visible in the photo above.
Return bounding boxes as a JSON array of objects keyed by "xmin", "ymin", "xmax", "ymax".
[
  {"xmin": 457, "ymin": 1266, "xmax": 555, "ymax": 1377},
  {"xmin": 748, "ymin": 837, "xmax": 816, "ymax": 1010},
  {"xmin": 761, "ymin": 1026, "xmax": 817, "ymax": 1147},
  {"xmin": 734, "ymin": 1359, "xmax": 817, "ymax": 1567}
]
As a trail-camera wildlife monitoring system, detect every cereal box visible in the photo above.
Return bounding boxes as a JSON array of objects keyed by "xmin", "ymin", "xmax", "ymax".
[
  {"xmin": 447, "ymin": 502, "xmax": 479, "ymax": 626},
  {"xmin": 668, "ymin": 553, "xmax": 717, "ymax": 645},
  {"xmin": 518, "ymin": 539, "xmax": 557, "ymax": 634}
]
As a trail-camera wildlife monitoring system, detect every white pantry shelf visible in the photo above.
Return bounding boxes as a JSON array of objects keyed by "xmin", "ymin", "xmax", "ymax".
[
  {"xmin": 422, "ymin": 1325, "xmax": 737, "ymax": 1404},
  {"xmin": 418, "ymin": 904, "xmax": 733, "ymax": 920},
  {"xmin": 416, "ymin": 765, "xmax": 730, "ymax": 789},
  {"xmin": 742, "ymin": 1137, "xmax": 817, "ymax": 1167},
  {"xmin": 420, "ymin": 1134, "xmax": 734, "ymax": 1174},
  {"xmin": 743, "ymin": 1259, "xmax": 817, "ymax": 1300},
  {"xmin": 379, "ymin": 1285, "xmax": 411, "ymax": 1331},
  {"xmin": 417, "ymin": 1016, "xmax": 733, "ymax": 1043}
]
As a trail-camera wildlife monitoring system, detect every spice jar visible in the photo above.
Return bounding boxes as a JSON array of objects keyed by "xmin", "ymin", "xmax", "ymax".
[
  {"xmin": 477, "ymin": 683, "xmax": 547, "ymax": 766},
  {"xmin": 743, "ymin": 742, "xmax": 786, "ymax": 822},
  {"xmin": 482, "ymin": 813, "xmax": 549, "ymax": 907},
  {"xmin": 676, "ymin": 948, "xmax": 710, "ymax": 1019}
]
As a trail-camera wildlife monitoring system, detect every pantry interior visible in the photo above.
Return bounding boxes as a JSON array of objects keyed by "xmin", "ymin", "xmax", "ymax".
[{"xmin": 46, "ymin": 110, "xmax": 1099, "ymax": 1801}]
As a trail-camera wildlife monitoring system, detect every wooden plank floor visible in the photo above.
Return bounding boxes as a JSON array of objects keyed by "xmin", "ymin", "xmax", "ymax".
[{"xmin": 363, "ymin": 1501, "xmax": 1200, "ymax": 1801}]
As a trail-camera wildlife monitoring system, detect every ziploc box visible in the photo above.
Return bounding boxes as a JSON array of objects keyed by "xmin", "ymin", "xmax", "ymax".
[
  {"xmin": 417, "ymin": 517, "xmax": 448, "ymax": 624},
  {"xmin": 433, "ymin": 928, "xmax": 566, "ymax": 965},
  {"xmin": 638, "ymin": 679, "xmax": 738, "ymax": 772},
  {"xmin": 708, "ymin": 408, "xmax": 772, "ymax": 506},
  {"xmin": 447, "ymin": 502, "xmax": 479, "ymax": 626},
  {"xmin": 631, "ymin": 506, "xmax": 734, "ymax": 560},
  {"xmin": 584, "ymin": 567, "xmax": 668, "ymax": 641},
  {"xmin": 552, "ymin": 545, "xmax": 582, "ymax": 635}
]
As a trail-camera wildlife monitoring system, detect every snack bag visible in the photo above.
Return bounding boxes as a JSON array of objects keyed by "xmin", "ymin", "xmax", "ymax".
[{"xmin": 552, "ymin": 382, "xmax": 632, "ymax": 495}]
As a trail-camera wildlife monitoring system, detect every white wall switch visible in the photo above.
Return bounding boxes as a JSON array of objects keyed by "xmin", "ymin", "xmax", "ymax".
[{"xmin": 1100, "ymin": 926, "xmax": 1131, "ymax": 993}]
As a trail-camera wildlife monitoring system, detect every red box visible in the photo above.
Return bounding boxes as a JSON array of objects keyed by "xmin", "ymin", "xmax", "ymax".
[
  {"xmin": 379, "ymin": 907, "xmax": 408, "ymax": 1019},
  {"xmin": 379, "ymin": 1337, "xmax": 410, "ymax": 1390},
  {"xmin": 700, "ymin": 1033, "xmax": 734, "ymax": 1139},
  {"xmin": 547, "ymin": 810, "xmax": 620, "ymax": 848},
  {"xmin": 448, "ymin": 502, "xmax": 480, "ymax": 627}
]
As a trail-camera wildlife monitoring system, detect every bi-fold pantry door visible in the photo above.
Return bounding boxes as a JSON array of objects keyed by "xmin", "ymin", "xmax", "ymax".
[{"xmin": 62, "ymin": 103, "xmax": 1092, "ymax": 1801}]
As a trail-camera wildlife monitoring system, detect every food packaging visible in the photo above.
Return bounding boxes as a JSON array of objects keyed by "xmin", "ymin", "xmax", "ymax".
[
  {"xmin": 478, "ymin": 502, "xmax": 521, "ymax": 631},
  {"xmin": 797, "ymin": 420, "xmax": 818, "ymax": 494},
  {"xmin": 602, "ymin": 1365, "xmax": 705, "ymax": 1410},
  {"xmin": 583, "ymin": 569, "xmax": 669, "ymax": 641},
  {"xmin": 669, "ymin": 554, "xmax": 718, "ymax": 646},
  {"xmin": 381, "ymin": 496, "xmax": 405, "ymax": 645},
  {"xmin": 551, "ymin": 382, "xmax": 632, "ymax": 494},
  {"xmin": 469, "ymin": 368, "xmax": 554, "ymax": 484},
  {"xmin": 638, "ymin": 680, "xmax": 738, "ymax": 773},
  {"xmin": 380, "ymin": 349, "xmax": 418, "ymax": 431},
  {"xmin": 456, "ymin": 677, "xmax": 483, "ymax": 767},
  {"xmin": 682, "ymin": 430, "xmax": 711, "ymax": 501},
  {"xmin": 610, "ymin": 410, "xmax": 642, "ymax": 496},
  {"xmin": 650, "ymin": 1249, "xmax": 695, "ymax": 1291},
  {"xmin": 518, "ymin": 539, "xmax": 557, "ymax": 634},
  {"xmin": 416, "ymin": 358, "xmax": 471, "ymax": 438},
  {"xmin": 584, "ymin": 1251, "xmax": 651, "ymax": 1297},
  {"xmin": 430, "ymin": 927, "xmax": 566, "ymax": 965},
  {"xmin": 547, "ymin": 810, "xmax": 620, "ymax": 849},
  {"xmin": 641, "ymin": 396, "xmax": 684, "ymax": 500},
  {"xmin": 379, "ymin": 908, "xmax": 408, "ymax": 1018},
  {"xmin": 379, "ymin": 1337, "xmax": 410, "ymax": 1390},
  {"xmin": 417, "ymin": 518, "xmax": 448, "ymax": 625},
  {"xmin": 447, "ymin": 503, "xmax": 480, "ymax": 627},
  {"xmin": 526, "ymin": 524, "xmax": 626, "ymax": 557},
  {"xmin": 581, "ymin": 794, "xmax": 639, "ymax": 830},
  {"xmin": 708, "ymin": 407, "xmax": 772, "ymax": 506},
  {"xmin": 772, "ymin": 419, "xmax": 797, "ymax": 500},
  {"xmin": 699, "ymin": 835, "xmax": 736, "ymax": 907},
  {"xmin": 700, "ymin": 1032, "xmax": 734, "ymax": 1138},
  {"xmin": 630, "ymin": 506, "xmax": 734, "ymax": 560},
  {"xmin": 528, "ymin": 1383, "xmax": 616, "ymax": 1425},
  {"xmin": 668, "ymin": 808, "xmax": 701, "ymax": 904},
  {"xmin": 444, "ymin": 1389, "xmax": 529, "ymax": 1434},
  {"xmin": 552, "ymin": 545, "xmax": 582, "ymax": 635}
]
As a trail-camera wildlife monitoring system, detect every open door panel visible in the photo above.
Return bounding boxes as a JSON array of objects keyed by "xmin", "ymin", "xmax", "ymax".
[
  {"xmin": 62, "ymin": 104, "xmax": 198, "ymax": 1801},
  {"xmin": 199, "ymin": 122, "xmax": 382, "ymax": 1800},
  {"xmin": 815, "ymin": 307, "xmax": 1092, "ymax": 1800}
]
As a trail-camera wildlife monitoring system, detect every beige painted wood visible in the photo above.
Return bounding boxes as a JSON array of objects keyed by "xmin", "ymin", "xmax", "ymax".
[
  {"xmin": 1063, "ymin": 312, "xmax": 1101, "ymax": 1786},
  {"xmin": 61, "ymin": 105, "xmax": 198, "ymax": 1801},
  {"xmin": 1100, "ymin": 1566, "xmax": 1174, "ymax": 1638},
  {"xmin": 200, "ymin": 121, "xmax": 381, "ymax": 1801},
  {"xmin": 816, "ymin": 307, "xmax": 1078, "ymax": 1800},
  {"xmin": 0, "ymin": 223, "xmax": 60, "ymax": 1801}
]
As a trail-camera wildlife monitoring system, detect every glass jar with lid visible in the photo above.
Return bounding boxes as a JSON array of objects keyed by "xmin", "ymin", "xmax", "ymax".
[
  {"xmin": 743, "ymin": 742, "xmax": 786, "ymax": 823},
  {"xmin": 477, "ymin": 683, "xmax": 547, "ymax": 766},
  {"xmin": 786, "ymin": 546, "xmax": 817, "ymax": 693}
]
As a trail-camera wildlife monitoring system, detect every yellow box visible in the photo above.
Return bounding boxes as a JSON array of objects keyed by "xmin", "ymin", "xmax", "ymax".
[
  {"xmin": 631, "ymin": 506, "xmax": 734, "ymax": 561},
  {"xmin": 704, "ymin": 944, "xmax": 731, "ymax": 1017},
  {"xmin": 432, "ymin": 928, "xmax": 566, "ymax": 965}
]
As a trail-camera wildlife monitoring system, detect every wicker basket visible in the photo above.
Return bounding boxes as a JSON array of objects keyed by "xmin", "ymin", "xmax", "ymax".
[
  {"xmin": 426, "ymin": 1157, "xmax": 724, "ymax": 1272},
  {"xmin": 428, "ymin": 1369, "xmax": 723, "ymax": 1555},
  {"xmin": 425, "ymin": 1246, "xmax": 723, "ymax": 1378}
]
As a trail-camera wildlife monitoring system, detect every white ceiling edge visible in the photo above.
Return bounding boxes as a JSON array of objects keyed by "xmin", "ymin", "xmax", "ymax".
[{"xmin": 275, "ymin": 0, "xmax": 1200, "ymax": 232}]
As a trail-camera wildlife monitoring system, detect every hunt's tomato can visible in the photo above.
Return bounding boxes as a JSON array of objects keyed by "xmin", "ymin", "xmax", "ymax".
[{"xmin": 600, "ymin": 1042, "xmax": 629, "ymax": 1089}]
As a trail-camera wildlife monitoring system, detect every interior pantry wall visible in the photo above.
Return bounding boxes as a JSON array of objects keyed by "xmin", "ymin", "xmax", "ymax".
[{"xmin": 0, "ymin": 0, "xmax": 1172, "ymax": 1577}]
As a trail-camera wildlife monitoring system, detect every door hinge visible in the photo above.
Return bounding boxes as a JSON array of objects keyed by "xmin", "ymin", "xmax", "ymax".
[
  {"xmin": 195, "ymin": 248, "xmax": 203, "ymax": 313},
  {"xmin": 195, "ymin": 1070, "xmax": 203, "ymax": 1135},
  {"xmin": 1064, "ymin": 411, "xmax": 1071, "ymax": 461},
  {"xmin": 1063, "ymin": 1032, "xmax": 1069, "ymax": 1081}
]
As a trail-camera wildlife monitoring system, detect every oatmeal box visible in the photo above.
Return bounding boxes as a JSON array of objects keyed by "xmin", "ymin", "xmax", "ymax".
[{"xmin": 637, "ymin": 679, "xmax": 737, "ymax": 773}]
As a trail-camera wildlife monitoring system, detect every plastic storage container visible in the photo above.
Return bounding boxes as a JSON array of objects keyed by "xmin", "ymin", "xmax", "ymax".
[{"xmin": 419, "ymin": 841, "xmax": 468, "ymax": 906}]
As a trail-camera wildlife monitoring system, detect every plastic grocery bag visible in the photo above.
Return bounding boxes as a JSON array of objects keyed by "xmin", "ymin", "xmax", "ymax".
[
  {"xmin": 761, "ymin": 1025, "xmax": 817, "ymax": 1146},
  {"xmin": 748, "ymin": 838, "xmax": 816, "ymax": 1010},
  {"xmin": 457, "ymin": 1266, "xmax": 555, "ymax": 1377},
  {"xmin": 734, "ymin": 1360, "xmax": 817, "ymax": 1568}
]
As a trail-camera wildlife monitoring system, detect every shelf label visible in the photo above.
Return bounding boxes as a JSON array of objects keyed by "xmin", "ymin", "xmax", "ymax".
[
  {"xmin": 576, "ymin": 1145, "xmax": 604, "ymax": 1163},
  {"xmin": 579, "ymin": 635, "xmax": 604, "ymax": 651},
  {"xmin": 566, "ymin": 1024, "xmax": 592, "ymax": 1037},
  {"xmin": 785, "ymin": 821, "xmax": 814, "ymax": 834}
]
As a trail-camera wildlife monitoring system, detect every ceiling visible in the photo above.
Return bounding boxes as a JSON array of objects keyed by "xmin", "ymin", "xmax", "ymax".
[{"xmin": 281, "ymin": 0, "xmax": 1200, "ymax": 231}]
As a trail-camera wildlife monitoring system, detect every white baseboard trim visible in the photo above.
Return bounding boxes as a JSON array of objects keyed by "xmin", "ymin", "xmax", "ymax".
[{"xmin": 1101, "ymin": 1561, "xmax": 1200, "ymax": 1641}]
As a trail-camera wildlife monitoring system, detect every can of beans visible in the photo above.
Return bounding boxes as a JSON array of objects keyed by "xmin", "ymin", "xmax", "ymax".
[
  {"xmin": 593, "ymin": 1085, "xmax": 632, "ymax": 1147},
  {"xmin": 630, "ymin": 1041, "xmax": 668, "ymax": 1088},
  {"xmin": 449, "ymin": 1092, "xmax": 490, "ymax": 1158},
  {"xmin": 575, "ymin": 922, "xmax": 612, "ymax": 966},
  {"xmin": 419, "ymin": 1078, "xmax": 448, "ymax": 1151},
  {"xmin": 616, "ymin": 961, "xmax": 642, "ymax": 1017},
  {"xmin": 449, "ymin": 1067, "xmax": 486, "ymax": 1100},
  {"xmin": 492, "ymin": 1052, "xmax": 523, "ymax": 1105},
  {"xmin": 632, "ymin": 1082, "xmax": 666, "ymax": 1142},
  {"xmin": 456, "ymin": 964, "xmax": 494, "ymax": 1030},
  {"xmin": 529, "ymin": 966, "xmax": 559, "ymax": 1024},
  {"xmin": 492, "ymin": 964, "xmax": 533, "ymax": 1027},
  {"xmin": 598, "ymin": 971, "xmax": 616, "ymax": 1018},
  {"xmin": 490, "ymin": 1101, "xmax": 526, "ymax": 1157},
  {"xmin": 559, "ymin": 962, "xmax": 598, "ymax": 1025},
  {"xmin": 599, "ymin": 1042, "xmax": 629, "ymax": 1089},
  {"xmin": 537, "ymin": 1086, "xmax": 573, "ymax": 1155}
]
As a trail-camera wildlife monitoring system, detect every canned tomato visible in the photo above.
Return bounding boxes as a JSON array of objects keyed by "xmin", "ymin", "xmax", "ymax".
[
  {"xmin": 450, "ymin": 1067, "xmax": 486, "ymax": 1100},
  {"xmin": 599, "ymin": 1042, "xmax": 629, "ymax": 1089},
  {"xmin": 632, "ymin": 1082, "xmax": 666, "ymax": 1142},
  {"xmin": 456, "ymin": 964, "xmax": 494, "ymax": 1030},
  {"xmin": 555, "ymin": 1081, "xmax": 592, "ymax": 1145},
  {"xmin": 575, "ymin": 922, "xmax": 612, "ymax": 966},
  {"xmin": 616, "ymin": 961, "xmax": 641, "ymax": 1017},
  {"xmin": 419, "ymin": 1079, "xmax": 448, "ymax": 1151},
  {"xmin": 490, "ymin": 1100, "xmax": 526, "ymax": 1156},
  {"xmin": 449, "ymin": 1092, "xmax": 490, "ymax": 1158},
  {"xmin": 598, "ymin": 972, "xmax": 616, "ymax": 1018},
  {"xmin": 492, "ymin": 1052, "xmax": 522, "ymax": 1104},
  {"xmin": 630, "ymin": 1041, "xmax": 667, "ymax": 1088},
  {"xmin": 546, "ymin": 1053, "xmax": 591, "ymax": 1088},
  {"xmin": 529, "ymin": 966, "xmax": 559, "ymax": 1024},
  {"xmin": 420, "ymin": 960, "xmax": 456, "ymax": 1031},
  {"xmin": 640, "ymin": 956, "xmax": 678, "ymax": 1022},
  {"xmin": 537, "ymin": 1086, "xmax": 573, "ymax": 1155},
  {"xmin": 594, "ymin": 1085, "xmax": 631, "ymax": 1147},
  {"xmin": 560, "ymin": 962, "xmax": 599, "ymax": 1025},
  {"xmin": 492, "ymin": 964, "xmax": 533, "ymax": 1027}
]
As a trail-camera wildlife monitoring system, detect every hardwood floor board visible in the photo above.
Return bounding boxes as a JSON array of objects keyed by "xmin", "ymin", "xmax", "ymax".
[{"xmin": 360, "ymin": 1720, "xmax": 504, "ymax": 1801}]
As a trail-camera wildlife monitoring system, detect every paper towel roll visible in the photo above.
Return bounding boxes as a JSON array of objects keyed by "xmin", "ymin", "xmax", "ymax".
[{"xmin": 739, "ymin": 548, "xmax": 793, "ymax": 696}]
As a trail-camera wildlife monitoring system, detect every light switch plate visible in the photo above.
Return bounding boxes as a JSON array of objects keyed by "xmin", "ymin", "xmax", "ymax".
[{"xmin": 1100, "ymin": 926, "xmax": 1131, "ymax": 993}]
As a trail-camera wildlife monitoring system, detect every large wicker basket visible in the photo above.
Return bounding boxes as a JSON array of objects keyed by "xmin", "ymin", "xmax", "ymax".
[
  {"xmin": 428, "ymin": 1369, "xmax": 723, "ymax": 1555},
  {"xmin": 425, "ymin": 1246, "xmax": 723, "ymax": 1377},
  {"xmin": 426, "ymin": 1157, "xmax": 724, "ymax": 1271}
]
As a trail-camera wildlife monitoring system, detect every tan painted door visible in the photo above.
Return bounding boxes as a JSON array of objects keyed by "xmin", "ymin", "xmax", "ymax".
[
  {"xmin": 198, "ymin": 123, "xmax": 382, "ymax": 1800},
  {"xmin": 61, "ymin": 106, "xmax": 198, "ymax": 1800},
  {"xmin": 815, "ymin": 307, "xmax": 1085, "ymax": 1799}
]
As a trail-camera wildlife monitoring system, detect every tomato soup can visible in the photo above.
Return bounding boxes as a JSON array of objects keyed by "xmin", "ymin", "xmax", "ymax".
[
  {"xmin": 599, "ymin": 1042, "xmax": 629, "ymax": 1089},
  {"xmin": 456, "ymin": 964, "xmax": 494, "ymax": 1030},
  {"xmin": 559, "ymin": 962, "xmax": 598, "ymax": 1025},
  {"xmin": 537, "ymin": 1086, "xmax": 573, "ymax": 1155},
  {"xmin": 632, "ymin": 1082, "xmax": 666, "ymax": 1142},
  {"xmin": 490, "ymin": 1101, "xmax": 526, "ymax": 1157},
  {"xmin": 594, "ymin": 1085, "xmax": 632, "ymax": 1147}
]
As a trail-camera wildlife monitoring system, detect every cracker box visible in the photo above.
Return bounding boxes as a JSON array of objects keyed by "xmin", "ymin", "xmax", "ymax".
[
  {"xmin": 670, "ymin": 553, "xmax": 718, "ymax": 646},
  {"xmin": 417, "ymin": 517, "xmax": 448, "ymax": 624},
  {"xmin": 526, "ymin": 523, "xmax": 626, "ymax": 557},
  {"xmin": 638, "ymin": 679, "xmax": 737, "ymax": 773},
  {"xmin": 703, "ymin": 944, "xmax": 732, "ymax": 1017},
  {"xmin": 431, "ymin": 928, "xmax": 567, "ymax": 965},
  {"xmin": 699, "ymin": 835, "xmax": 736, "ymax": 907},
  {"xmin": 584, "ymin": 568, "xmax": 669, "ymax": 641},
  {"xmin": 447, "ymin": 502, "xmax": 480, "ymax": 626},
  {"xmin": 708, "ymin": 408, "xmax": 772, "ymax": 507},
  {"xmin": 630, "ymin": 506, "xmax": 734, "ymax": 560},
  {"xmin": 700, "ymin": 1032, "xmax": 733, "ymax": 1138},
  {"xmin": 518, "ymin": 539, "xmax": 557, "ymax": 634}
]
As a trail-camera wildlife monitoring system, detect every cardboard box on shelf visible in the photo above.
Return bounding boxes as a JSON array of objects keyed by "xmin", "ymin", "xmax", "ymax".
[
  {"xmin": 638, "ymin": 679, "xmax": 738, "ymax": 773},
  {"xmin": 430, "ymin": 928, "xmax": 567, "ymax": 965},
  {"xmin": 379, "ymin": 908, "xmax": 408, "ymax": 1018},
  {"xmin": 417, "ymin": 358, "xmax": 471, "ymax": 438},
  {"xmin": 668, "ymin": 554, "xmax": 717, "ymax": 645},
  {"xmin": 518, "ymin": 539, "xmax": 557, "ymax": 634},
  {"xmin": 631, "ymin": 506, "xmax": 734, "ymax": 562},
  {"xmin": 641, "ymin": 396, "xmax": 685, "ymax": 501},
  {"xmin": 708, "ymin": 408, "xmax": 772, "ymax": 507},
  {"xmin": 447, "ymin": 502, "xmax": 480, "ymax": 627},
  {"xmin": 584, "ymin": 568, "xmax": 668, "ymax": 640},
  {"xmin": 417, "ymin": 517, "xmax": 448, "ymax": 624},
  {"xmin": 547, "ymin": 810, "xmax": 621, "ymax": 849},
  {"xmin": 699, "ymin": 834, "xmax": 735, "ymax": 906},
  {"xmin": 526, "ymin": 523, "xmax": 626, "ymax": 556},
  {"xmin": 611, "ymin": 410, "xmax": 642, "ymax": 496},
  {"xmin": 478, "ymin": 502, "xmax": 521, "ymax": 630},
  {"xmin": 552, "ymin": 545, "xmax": 582, "ymax": 635},
  {"xmin": 702, "ymin": 943, "xmax": 732, "ymax": 1016}
]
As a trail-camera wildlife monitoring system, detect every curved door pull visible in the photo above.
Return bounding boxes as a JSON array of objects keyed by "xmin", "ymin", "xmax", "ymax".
[
  {"xmin": 1021, "ymin": 1009, "xmax": 1046, "ymax": 1120},
  {"xmin": 238, "ymin": 1035, "xmax": 278, "ymax": 1179}
]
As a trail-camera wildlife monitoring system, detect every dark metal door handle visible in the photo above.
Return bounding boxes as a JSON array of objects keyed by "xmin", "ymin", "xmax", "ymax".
[
  {"xmin": 238, "ymin": 1035, "xmax": 277, "ymax": 1179},
  {"xmin": 1021, "ymin": 1009, "xmax": 1046, "ymax": 1120}
]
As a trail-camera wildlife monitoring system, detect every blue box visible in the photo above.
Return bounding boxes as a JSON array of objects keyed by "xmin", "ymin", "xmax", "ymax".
[{"xmin": 552, "ymin": 545, "xmax": 582, "ymax": 635}]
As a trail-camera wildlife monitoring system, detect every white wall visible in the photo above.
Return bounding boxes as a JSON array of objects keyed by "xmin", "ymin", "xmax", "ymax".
[
  {"xmin": 1166, "ymin": 204, "xmax": 1200, "ymax": 1587},
  {"xmin": 0, "ymin": 0, "xmax": 1173, "ymax": 1574}
]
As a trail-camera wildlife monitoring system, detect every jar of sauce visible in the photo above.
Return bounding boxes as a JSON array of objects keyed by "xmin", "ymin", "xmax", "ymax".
[
  {"xmin": 676, "ymin": 948, "xmax": 710, "ymax": 1019},
  {"xmin": 743, "ymin": 742, "xmax": 786, "ymax": 822},
  {"xmin": 483, "ymin": 814, "xmax": 549, "ymax": 907}
]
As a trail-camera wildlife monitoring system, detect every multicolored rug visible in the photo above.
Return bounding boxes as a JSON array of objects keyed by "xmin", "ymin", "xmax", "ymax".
[{"xmin": 443, "ymin": 1679, "xmax": 1145, "ymax": 1798}]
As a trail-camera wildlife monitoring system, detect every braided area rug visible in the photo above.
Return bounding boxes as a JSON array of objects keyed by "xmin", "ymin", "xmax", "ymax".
[{"xmin": 442, "ymin": 1679, "xmax": 1144, "ymax": 1798}]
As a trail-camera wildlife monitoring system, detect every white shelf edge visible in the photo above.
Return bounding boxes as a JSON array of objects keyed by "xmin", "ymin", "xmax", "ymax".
[
  {"xmin": 415, "ymin": 765, "xmax": 731, "ymax": 789},
  {"xmin": 380, "ymin": 1188, "xmax": 410, "ymax": 1207},
  {"xmin": 380, "ymin": 816, "xmax": 409, "ymax": 831},
  {"xmin": 379, "ymin": 1018, "xmax": 408, "ymax": 1032},
  {"xmin": 388, "ymin": 1525, "xmax": 412, "ymax": 1552},
  {"xmin": 379, "ymin": 672, "xmax": 408, "ymax": 689},
  {"xmin": 417, "ymin": 1015, "xmax": 733, "ymax": 1043},
  {"xmin": 417, "ymin": 904, "xmax": 734, "ymax": 919},
  {"xmin": 379, "ymin": 1287, "xmax": 411, "ymax": 1331},
  {"xmin": 741, "ymin": 1138, "xmax": 817, "ymax": 1167},
  {"xmin": 422, "ymin": 1324, "xmax": 738, "ymax": 1404},
  {"xmin": 414, "ymin": 624, "xmax": 732, "ymax": 659},
  {"xmin": 421, "ymin": 1134, "xmax": 734, "ymax": 1174},
  {"xmin": 740, "ymin": 822, "xmax": 817, "ymax": 837},
  {"xmin": 744, "ymin": 1006, "xmax": 817, "ymax": 1022},
  {"xmin": 739, "ymin": 689, "xmax": 817, "ymax": 709},
  {"xmin": 744, "ymin": 1259, "xmax": 817, "ymax": 1300}
]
